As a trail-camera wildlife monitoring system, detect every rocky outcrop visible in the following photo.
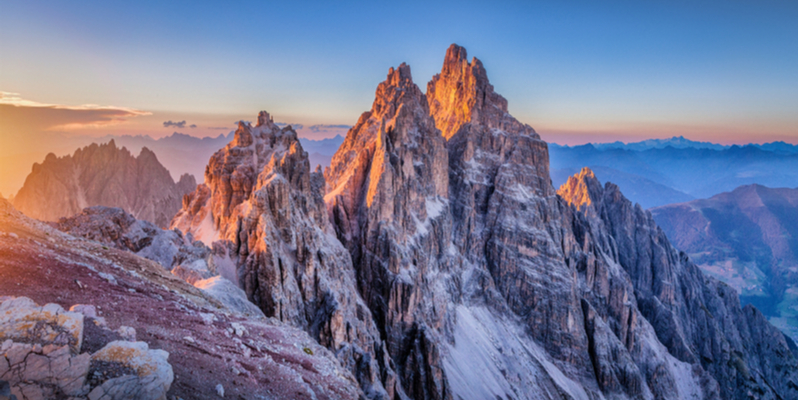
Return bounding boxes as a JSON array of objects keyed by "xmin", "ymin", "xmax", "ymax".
[
  {"xmin": 0, "ymin": 297, "xmax": 173, "ymax": 400},
  {"xmin": 651, "ymin": 185, "xmax": 798, "ymax": 340},
  {"xmin": 56, "ymin": 206, "xmax": 216, "ymax": 280},
  {"xmin": 426, "ymin": 44, "xmax": 531, "ymax": 141},
  {"xmin": 55, "ymin": 206, "xmax": 263, "ymax": 318},
  {"xmin": 322, "ymin": 44, "xmax": 797, "ymax": 400},
  {"xmin": 12, "ymin": 141, "xmax": 196, "ymax": 228},
  {"xmin": 170, "ymin": 112, "xmax": 396, "ymax": 398}
]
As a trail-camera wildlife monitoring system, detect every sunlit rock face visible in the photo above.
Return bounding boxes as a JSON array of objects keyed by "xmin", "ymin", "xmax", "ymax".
[
  {"xmin": 170, "ymin": 112, "xmax": 396, "ymax": 399},
  {"xmin": 12, "ymin": 140, "xmax": 195, "ymax": 228},
  {"xmin": 323, "ymin": 44, "xmax": 797, "ymax": 400},
  {"xmin": 325, "ymin": 63, "xmax": 452, "ymax": 399},
  {"xmin": 557, "ymin": 167, "xmax": 604, "ymax": 211}
]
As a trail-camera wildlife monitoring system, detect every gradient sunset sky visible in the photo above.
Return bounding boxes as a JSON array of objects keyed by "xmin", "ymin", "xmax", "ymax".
[{"xmin": 1, "ymin": 0, "xmax": 797, "ymax": 146}]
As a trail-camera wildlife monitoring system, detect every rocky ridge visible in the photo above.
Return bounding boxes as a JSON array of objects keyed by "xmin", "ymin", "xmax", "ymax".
[
  {"xmin": 322, "ymin": 44, "xmax": 797, "ymax": 399},
  {"xmin": 12, "ymin": 140, "xmax": 196, "ymax": 229},
  {"xmin": 171, "ymin": 112, "xmax": 397, "ymax": 398},
  {"xmin": 166, "ymin": 44, "xmax": 796, "ymax": 399}
]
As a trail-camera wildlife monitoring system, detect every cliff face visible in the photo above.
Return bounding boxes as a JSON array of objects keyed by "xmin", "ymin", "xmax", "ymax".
[
  {"xmin": 12, "ymin": 140, "xmax": 195, "ymax": 228},
  {"xmin": 170, "ymin": 112, "xmax": 396, "ymax": 398},
  {"xmin": 322, "ymin": 44, "xmax": 797, "ymax": 400},
  {"xmin": 325, "ymin": 63, "xmax": 452, "ymax": 399},
  {"xmin": 559, "ymin": 173, "xmax": 798, "ymax": 400}
]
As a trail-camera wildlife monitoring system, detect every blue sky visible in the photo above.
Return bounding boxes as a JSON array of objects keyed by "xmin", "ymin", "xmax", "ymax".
[{"xmin": 1, "ymin": 0, "xmax": 797, "ymax": 144}]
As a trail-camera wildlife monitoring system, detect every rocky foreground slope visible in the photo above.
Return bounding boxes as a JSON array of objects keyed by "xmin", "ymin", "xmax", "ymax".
[
  {"xmin": 171, "ymin": 45, "xmax": 797, "ymax": 400},
  {"xmin": 0, "ymin": 198, "xmax": 368, "ymax": 399},
  {"xmin": 12, "ymin": 140, "xmax": 196, "ymax": 228}
]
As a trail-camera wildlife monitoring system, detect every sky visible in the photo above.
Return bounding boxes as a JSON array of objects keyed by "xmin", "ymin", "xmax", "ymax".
[{"xmin": 0, "ymin": 0, "xmax": 797, "ymax": 150}]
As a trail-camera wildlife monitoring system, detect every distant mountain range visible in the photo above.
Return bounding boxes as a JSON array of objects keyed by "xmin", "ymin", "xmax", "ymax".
[
  {"xmin": 13, "ymin": 140, "xmax": 196, "ymax": 228},
  {"xmin": 590, "ymin": 135, "xmax": 798, "ymax": 154},
  {"xmin": 102, "ymin": 132, "xmax": 234, "ymax": 185},
  {"xmin": 112, "ymin": 132, "xmax": 346, "ymax": 182},
  {"xmin": 651, "ymin": 184, "xmax": 798, "ymax": 341},
  {"xmin": 549, "ymin": 139, "xmax": 798, "ymax": 207}
]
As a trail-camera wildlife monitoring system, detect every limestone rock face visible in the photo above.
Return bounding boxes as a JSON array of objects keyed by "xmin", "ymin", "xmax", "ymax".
[
  {"xmin": 427, "ymin": 44, "xmax": 533, "ymax": 141},
  {"xmin": 170, "ymin": 112, "xmax": 395, "ymax": 398},
  {"xmin": 560, "ymin": 169, "xmax": 798, "ymax": 400},
  {"xmin": 12, "ymin": 141, "xmax": 196, "ymax": 228},
  {"xmin": 325, "ymin": 63, "xmax": 451, "ymax": 400},
  {"xmin": 558, "ymin": 167, "xmax": 604, "ymax": 211},
  {"xmin": 322, "ymin": 44, "xmax": 796, "ymax": 400},
  {"xmin": 0, "ymin": 297, "xmax": 173, "ymax": 400}
]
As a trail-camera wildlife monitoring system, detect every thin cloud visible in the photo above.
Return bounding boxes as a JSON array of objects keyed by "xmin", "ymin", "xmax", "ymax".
[
  {"xmin": 0, "ymin": 92, "xmax": 150, "ymax": 132},
  {"xmin": 189, "ymin": 124, "xmax": 197, "ymax": 128},
  {"xmin": 163, "ymin": 120, "xmax": 187, "ymax": 128}
]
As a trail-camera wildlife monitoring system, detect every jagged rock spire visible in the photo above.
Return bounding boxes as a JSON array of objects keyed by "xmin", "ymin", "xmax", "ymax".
[
  {"xmin": 427, "ymin": 43, "xmax": 533, "ymax": 140},
  {"xmin": 172, "ymin": 112, "xmax": 395, "ymax": 399},
  {"xmin": 557, "ymin": 167, "xmax": 604, "ymax": 210},
  {"xmin": 324, "ymin": 62, "xmax": 451, "ymax": 399}
]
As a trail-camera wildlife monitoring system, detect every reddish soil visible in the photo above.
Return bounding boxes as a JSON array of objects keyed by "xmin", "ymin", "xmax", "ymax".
[{"xmin": 0, "ymin": 200, "xmax": 361, "ymax": 399}]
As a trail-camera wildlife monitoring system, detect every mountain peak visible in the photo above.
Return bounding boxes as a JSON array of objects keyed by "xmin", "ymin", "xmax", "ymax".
[
  {"xmin": 256, "ymin": 110, "xmax": 273, "ymax": 127},
  {"xmin": 426, "ymin": 44, "xmax": 534, "ymax": 140},
  {"xmin": 557, "ymin": 167, "xmax": 604, "ymax": 209},
  {"xmin": 233, "ymin": 120, "xmax": 254, "ymax": 147},
  {"xmin": 443, "ymin": 43, "xmax": 468, "ymax": 72},
  {"xmin": 387, "ymin": 62, "xmax": 413, "ymax": 85},
  {"xmin": 365, "ymin": 62, "xmax": 427, "ymax": 126}
]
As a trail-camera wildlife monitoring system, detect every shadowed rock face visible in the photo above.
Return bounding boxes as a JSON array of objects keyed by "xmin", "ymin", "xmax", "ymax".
[
  {"xmin": 12, "ymin": 140, "xmax": 196, "ymax": 228},
  {"xmin": 170, "ymin": 112, "xmax": 397, "ymax": 399},
  {"xmin": 562, "ymin": 173, "xmax": 798, "ymax": 400},
  {"xmin": 323, "ymin": 44, "xmax": 797, "ymax": 400}
]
